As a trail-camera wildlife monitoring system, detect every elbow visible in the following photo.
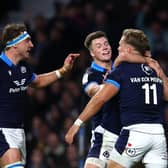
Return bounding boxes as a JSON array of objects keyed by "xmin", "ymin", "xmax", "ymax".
[{"xmin": 30, "ymin": 77, "xmax": 43, "ymax": 88}]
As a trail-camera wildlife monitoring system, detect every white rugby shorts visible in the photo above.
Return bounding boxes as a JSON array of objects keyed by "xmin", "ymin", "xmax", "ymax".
[
  {"xmin": 0, "ymin": 128, "xmax": 26, "ymax": 164},
  {"xmin": 109, "ymin": 124, "xmax": 168, "ymax": 168},
  {"xmin": 85, "ymin": 125, "xmax": 118, "ymax": 167}
]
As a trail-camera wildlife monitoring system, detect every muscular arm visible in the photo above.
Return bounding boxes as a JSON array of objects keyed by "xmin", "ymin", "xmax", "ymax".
[
  {"xmin": 30, "ymin": 70, "xmax": 61, "ymax": 88},
  {"xmin": 79, "ymin": 84, "xmax": 119, "ymax": 122},
  {"xmin": 114, "ymin": 50, "xmax": 153, "ymax": 68},
  {"xmin": 114, "ymin": 51, "xmax": 166, "ymax": 84},
  {"xmin": 114, "ymin": 53, "xmax": 146, "ymax": 67},
  {"xmin": 65, "ymin": 83, "xmax": 119, "ymax": 144}
]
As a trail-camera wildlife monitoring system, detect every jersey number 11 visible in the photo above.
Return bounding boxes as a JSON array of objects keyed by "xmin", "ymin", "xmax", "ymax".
[{"xmin": 142, "ymin": 83, "xmax": 157, "ymax": 105}]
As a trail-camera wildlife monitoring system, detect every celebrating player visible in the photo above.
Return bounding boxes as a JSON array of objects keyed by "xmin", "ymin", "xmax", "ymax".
[{"xmin": 0, "ymin": 23, "xmax": 79, "ymax": 168}]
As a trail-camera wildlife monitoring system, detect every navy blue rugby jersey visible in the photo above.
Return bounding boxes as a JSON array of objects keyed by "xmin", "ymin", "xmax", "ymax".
[
  {"xmin": 82, "ymin": 62, "xmax": 121, "ymax": 134},
  {"xmin": 105, "ymin": 62, "xmax": 163, "ymax": 126},
  {"xmin": 0, "ymin": 52, "xmax": 36, "ymax": 128}
]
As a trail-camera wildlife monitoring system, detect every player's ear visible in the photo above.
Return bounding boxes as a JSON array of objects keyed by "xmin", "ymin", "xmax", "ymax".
[
  {"xmin": 90, "ymin": 50, "xmax": 95, "ymax": 57},
  {"xmin": 127, "ymin": 45, "xmax": 134, "ymax": 53},
  {"xmin": 126, "ymin": 46, "xmax": 131, "ymax": 53}
]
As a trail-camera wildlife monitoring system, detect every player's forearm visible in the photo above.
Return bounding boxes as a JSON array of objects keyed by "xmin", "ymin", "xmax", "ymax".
[
  {"xmin": 114, "ymin": 54, "xmax": 146, "ymax": 67},
  {"xmin": 78, "ymin": 95, "xmax": 105, "ymax": 123},
  {"xmin": 75, "ymin": 84, "xmax": 117, "ymax": 126},
  {"xmin": 126, "ymin": 54, "xmax": 146, "ymax": 64},
  {"xmin": 83, "ymin": 84, "xmax": 118, "ymax": 122},
  {"xmin": 31, "ymin": 67, "xmax": 67, "ymax": 88}
]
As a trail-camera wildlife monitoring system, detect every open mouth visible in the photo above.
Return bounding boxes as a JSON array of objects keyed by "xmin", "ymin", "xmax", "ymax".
[{"xmin": 102, "ymin": 51, "xmax": 110, "ymax": 55}]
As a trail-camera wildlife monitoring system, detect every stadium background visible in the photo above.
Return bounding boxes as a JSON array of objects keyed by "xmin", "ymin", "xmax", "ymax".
[{"xmin": 0, "ymin": 0, "xmax": 168, "ymax": 167}]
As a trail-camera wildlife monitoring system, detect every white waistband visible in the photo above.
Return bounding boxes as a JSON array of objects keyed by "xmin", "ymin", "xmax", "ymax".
[
  {"xmin": 123, "ymin": 123, "xmax": 164, "ymax": 134},
  {"xmin": 93, "ymin": 125, "xmax": 105, "ymax": 134},
  {"xmin": 104, "ymin": 129, "xmax": 119, "ymax": 139},
  {"xmin": 93, "ymin": 125, "xmax": 119, "ymax": 139}
]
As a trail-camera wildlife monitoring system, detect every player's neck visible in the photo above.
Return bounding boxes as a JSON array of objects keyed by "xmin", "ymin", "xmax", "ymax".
[
  {"xmin": 5, "ymin": 50, "xmax": 20, "ymax": 65},
  {"xmin": 95, "ymin": 60, "xmax": 112, "ymax": 70},
  {"xmin": 131, "ymin": 50, "xmax": 143, "ymax": 57}
]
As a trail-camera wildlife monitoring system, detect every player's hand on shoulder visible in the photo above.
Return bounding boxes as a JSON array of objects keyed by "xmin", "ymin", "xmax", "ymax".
[
  {"xmin": 146, "ymin": 58, "xmax": 166, "ymax": 79},
  {"xmin": 114, "ymin": 50, "xmax": 130, "ymax": 67}
]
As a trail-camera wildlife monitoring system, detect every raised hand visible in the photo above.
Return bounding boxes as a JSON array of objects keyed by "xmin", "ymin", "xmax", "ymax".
[{"xmin": 63, "ymin": 53, "xmax": 80, "ymax": 72}]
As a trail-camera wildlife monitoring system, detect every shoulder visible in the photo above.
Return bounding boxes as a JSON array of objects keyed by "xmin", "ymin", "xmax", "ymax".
[
  {"xmin": 114, "ymin": 62, "xmax": 139, "ymax": 72},
  {"xmin": 18, "ymin": 61, "xmax": 34, "ymax": 72},
  {"xmin": 0, "ymin": 59, "xmax": 4, "ymax": 66},
  {"xmin": 19, "ymin": 60, "xmax": 30, "ymax": 67},
  {"xmin": 0, "ymin": 59, "xmax": 7, "ymax": 72}
]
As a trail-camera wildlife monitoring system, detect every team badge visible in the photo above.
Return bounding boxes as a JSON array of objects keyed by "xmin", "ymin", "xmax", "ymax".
[
  {"xmin": 103, "ymin": 151, "xmax": 110, "ymax": 158},
  {"xmin": 125, "ymin": 147, "xmax": 136, "ymax": 157},
  {"xmin": 21, "ymin": 66, "xmax": 27, "ymax": 73},
  {"xmin": 141, "ymin": 64, "xmax": 153, "ymax": 75}
]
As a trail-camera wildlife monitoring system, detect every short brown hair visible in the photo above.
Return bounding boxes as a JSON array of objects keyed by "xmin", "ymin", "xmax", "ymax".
[
  {"xmin": 122, "ymin": 28, "xmax": 150, "ymax": 55},
  {"xmin": 2, "ymin": 23, "xmax": 27, "ymax": 46},
  {"xmin": 84, "ymin": 31, "xmax": 107, "ymax": 49}
]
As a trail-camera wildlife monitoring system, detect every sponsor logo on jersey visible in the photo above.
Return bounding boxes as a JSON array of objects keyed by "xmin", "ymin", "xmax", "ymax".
[
  {"xmin": 9, "ymin": 86, "xmax": 27, "ymax": 93},
  {"xmin": 13, "ymin": 78, "xmax": 26, "ymax": 86},
  {"xmin": 9, "ymin": 78, "xmax": 27, "ymax": 93}
]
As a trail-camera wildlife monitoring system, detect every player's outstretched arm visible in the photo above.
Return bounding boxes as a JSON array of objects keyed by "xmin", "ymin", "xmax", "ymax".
[
  {"xmin": 30, "ymin": 53, "xmax": 80, "ymax": 88},
  {"xmin": 65, "ymin": 84, "xmax": 119, "ymax": 144}
]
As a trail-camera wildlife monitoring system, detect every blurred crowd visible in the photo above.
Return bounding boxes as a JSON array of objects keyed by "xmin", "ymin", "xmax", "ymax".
[{"xmin": 0, "ymin": 0, "xmax": 168, "ymax": 167}]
